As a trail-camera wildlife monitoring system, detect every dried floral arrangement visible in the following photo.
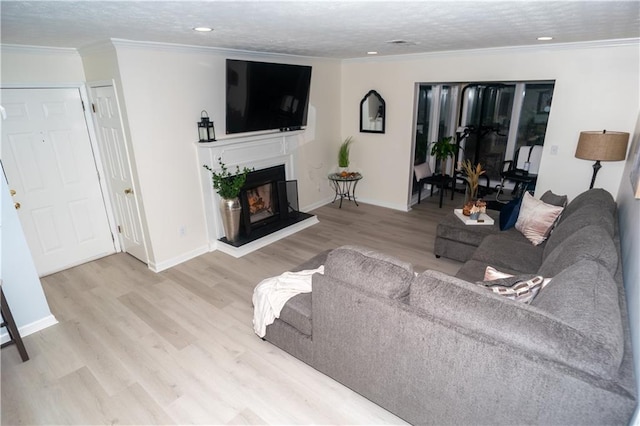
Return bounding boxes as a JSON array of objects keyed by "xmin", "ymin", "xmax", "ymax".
[{"xmin": 460, "ymin": 159, "xmax": 486, "ymax": 200}]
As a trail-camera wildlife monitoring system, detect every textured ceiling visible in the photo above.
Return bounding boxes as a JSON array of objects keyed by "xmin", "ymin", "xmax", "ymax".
[{"xmin": 1, "ymin": 1, "xmax": 639, "ymax": 58}]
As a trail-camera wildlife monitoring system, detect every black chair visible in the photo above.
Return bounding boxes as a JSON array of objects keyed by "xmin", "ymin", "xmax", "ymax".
[
  {"xmin": 414, "ymin": 162, "xmax": 460, "ymax": 208},
  {"xmin": 496, "ymin": 146, "xmax": 542, "ymax": 202}
]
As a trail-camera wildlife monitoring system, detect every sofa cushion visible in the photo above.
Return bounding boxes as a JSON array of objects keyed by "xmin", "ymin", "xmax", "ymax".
[
  {"xmin": 409, "ymin": 269, "xmax": 623, "ymax": 378},
  {"xmin": 560, "ymin": 188, "xmax": 616, "ymax": 223},
  {"xmin": 538, "ymin": 225, "xmax": 618, "ymax": 277},
  {"xmin": 544, "ymin": 207, "xmax": 615, "ymax": 256},
  {"xmin": 515, "ymin": 192, "xmax": 564, "ymax": 245},
  {"xmin": 279, "ymin": 293, "xmax": 313, "ymax": 336},
  {"xmin": 531, "ymin": 260, "xmax": 624, "ymax": 375},
  {"xmin": 470, "ymin": 234, "xmax": 544, "ymax": 274},
  {"xmin": 324, "ymin": 245, "xmax": 413, "ymax": 300}
]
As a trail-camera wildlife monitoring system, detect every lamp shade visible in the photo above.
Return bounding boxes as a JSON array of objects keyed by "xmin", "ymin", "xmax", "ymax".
[{"xmin": 575, "ymin": 130, "xmax": 629, "ymax": 161}]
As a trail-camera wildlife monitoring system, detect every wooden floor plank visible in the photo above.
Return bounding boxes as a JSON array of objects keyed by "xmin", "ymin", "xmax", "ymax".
[{"xmin": 1, "ymin": 196, "xmax": 463, "ymax": 425}]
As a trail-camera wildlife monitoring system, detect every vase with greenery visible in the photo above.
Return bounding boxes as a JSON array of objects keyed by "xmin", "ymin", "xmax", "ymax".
[
  {"xmin": 338, "ymin": 136, "xmax": 354, "ymax": 170},
  {"xmin": 203, "ymin": 158, "xmax": 252, "ymax": 242},
  {"xmin": 430, "ymin": 136, "xmax": 460, "ymax": 176}
]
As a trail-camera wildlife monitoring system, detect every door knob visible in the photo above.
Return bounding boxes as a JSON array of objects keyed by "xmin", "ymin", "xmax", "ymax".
[
  {"xmin": 124, "ymin": 188, "xmax": 133, "ymax": 195},
  {"xmin": 14, "ymin": 202, "xmax": 21, "ymax": 210},
  {"xmin": 10, "ymin": 189, "xmax": 16, "ymax": 196}
]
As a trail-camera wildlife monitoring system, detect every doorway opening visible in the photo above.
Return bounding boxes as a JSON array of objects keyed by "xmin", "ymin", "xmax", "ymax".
[{"xmin": 412, "ymin": 81, "xmax": 555, "ymax": 205}]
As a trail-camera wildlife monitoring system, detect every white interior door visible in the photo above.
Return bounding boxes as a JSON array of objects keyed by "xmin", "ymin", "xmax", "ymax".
[
  {"xmin": 89, "ymin": 84, "xmax": 148, "ymax": 263},
  {"xmin": 1, "ymin": 88, "xmax": 115, "ymax": 276}
]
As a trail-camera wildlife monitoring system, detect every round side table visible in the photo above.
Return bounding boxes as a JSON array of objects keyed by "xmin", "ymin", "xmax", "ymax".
[{"xmin": 328, "ymin": 172, "xmax": 362, "ymax": 208}]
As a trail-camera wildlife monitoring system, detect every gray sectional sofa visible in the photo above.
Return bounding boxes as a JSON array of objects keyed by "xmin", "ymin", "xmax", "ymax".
[{"xmin": 262, "ymin": 189, "xmax": 637, "ymax": 425}]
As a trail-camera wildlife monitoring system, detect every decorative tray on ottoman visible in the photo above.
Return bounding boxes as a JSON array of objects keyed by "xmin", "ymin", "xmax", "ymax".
[{"xmin": 454, "ymin": 209, "xmax": 495, "ymax": 225}]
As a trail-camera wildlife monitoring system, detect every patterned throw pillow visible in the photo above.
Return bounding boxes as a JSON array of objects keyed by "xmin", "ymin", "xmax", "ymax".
[
  {"xmin": 478, "ymin": 266, "xmax": 552, "ymax": 304},
  {"xmin": 515, "ymin": 192, "xmax": 564, "ymax": 245}
]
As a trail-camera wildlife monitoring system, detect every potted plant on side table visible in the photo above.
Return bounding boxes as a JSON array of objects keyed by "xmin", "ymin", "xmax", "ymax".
[
  {"xmin": 203, "ymin": 158, "xmax": 252, "ymax": 242},
  {"xmin": 338, "ymin": 136, "xmax": 354, "ymax": 174},
  {"xmin": 430, "ymin": 136, "xmax": 459, "ymax": 176}
]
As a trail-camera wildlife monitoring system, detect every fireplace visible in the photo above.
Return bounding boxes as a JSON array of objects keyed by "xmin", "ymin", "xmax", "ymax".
[
  {"xmin": 198, "ymin": 131, "xmax": 318, "ymax": 257},
  {"xmin": 240, "ymin": 165, "xmax": 287, "ymax": 235},
  {"xmin": 221, "ymin": 164, "xmax": 311, "ymax": 247}
]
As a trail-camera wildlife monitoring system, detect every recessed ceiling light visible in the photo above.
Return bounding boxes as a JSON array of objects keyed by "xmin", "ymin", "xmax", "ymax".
[
  {"xmin": 367, "ymin": 51, "xmax": 378, "ymax": 55},
  {"xmin": 537, "ymin": 36, "xmax": 553, "ymax": 41},
  {"xmin": 193, "ymin": 27, "xmax": 213, "ymax": 32}
]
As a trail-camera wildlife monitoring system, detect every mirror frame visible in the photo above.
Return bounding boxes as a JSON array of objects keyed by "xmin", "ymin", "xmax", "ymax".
[{"xmin": 360, "ymin": 90, "xmax": 386, "ymax": 134}]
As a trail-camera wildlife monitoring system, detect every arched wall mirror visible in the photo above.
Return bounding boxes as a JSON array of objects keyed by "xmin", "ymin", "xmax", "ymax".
[{"xmin": 360, "ymin": 90, "xmax": 385, "ymax": 133}]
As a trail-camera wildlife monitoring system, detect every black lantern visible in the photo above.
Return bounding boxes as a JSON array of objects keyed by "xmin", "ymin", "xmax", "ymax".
[{"xmin": 198, "ymin": 110, "xmax": 216, "ymax": 142}]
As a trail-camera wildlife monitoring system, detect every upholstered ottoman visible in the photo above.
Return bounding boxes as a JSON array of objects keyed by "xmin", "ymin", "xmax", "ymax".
[{"xmin": 434, "ymin": 210, "xmax": 502, "ymax": 262}]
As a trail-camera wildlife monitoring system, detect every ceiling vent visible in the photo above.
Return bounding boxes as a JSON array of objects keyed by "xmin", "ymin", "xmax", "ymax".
[{"xmin": 386, "ymin": 39, "xmax": 417, "ymax": 46}]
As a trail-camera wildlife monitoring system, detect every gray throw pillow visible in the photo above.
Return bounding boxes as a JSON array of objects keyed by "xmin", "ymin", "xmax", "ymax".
[{"xmin": 540, "ymin": 190, "xmax": 568, "ymax": 207}]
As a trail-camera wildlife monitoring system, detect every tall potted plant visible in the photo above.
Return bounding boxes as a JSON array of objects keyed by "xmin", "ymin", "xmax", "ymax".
[
  {"xmin": 430, "ymin": 136, "xmax": 460, "ymax": 176},
  {"xmin": 338, "ymin": 136, "xmax": 354, "ymax": 171},
  {"xmin": 203, "ymin": 158, "xmax": 252, "ymax": 242}
]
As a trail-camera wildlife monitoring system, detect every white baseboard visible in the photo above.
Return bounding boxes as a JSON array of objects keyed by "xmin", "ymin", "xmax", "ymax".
[
  {"xmin": 355, "ymin": 197, "xmax": 410, "ymax": 212},
  {"xmin": 301, "ymin": 196, "xmax": 334, "ymax": 212},
  {"xmin": 148, "ymin": 245, "xmax": 209, "ymax": 273},
  {"xmin": 0, "ymin": 314, "xmax": 58, "ymax": 345}
]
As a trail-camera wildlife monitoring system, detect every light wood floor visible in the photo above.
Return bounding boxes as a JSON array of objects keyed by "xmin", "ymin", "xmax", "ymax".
[{"xmin": 1, "ymin": 195, "xmax": 463, "ymax": 425}]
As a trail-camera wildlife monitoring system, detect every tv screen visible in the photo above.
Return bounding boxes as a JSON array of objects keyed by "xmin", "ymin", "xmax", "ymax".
[{"xmin": 226, "ymin": 59, "xmax": 312, "ymax": 135}]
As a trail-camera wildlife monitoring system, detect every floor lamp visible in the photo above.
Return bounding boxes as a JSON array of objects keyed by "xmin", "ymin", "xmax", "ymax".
[{"xmin": 574, "ymin": 130, "xmax": 629, "ymax": 189}]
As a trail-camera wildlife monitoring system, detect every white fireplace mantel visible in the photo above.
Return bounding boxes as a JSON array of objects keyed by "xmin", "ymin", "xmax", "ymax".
[{"xmin": 197, "ymin": 131, "xmax": 318, "ymax": 257}]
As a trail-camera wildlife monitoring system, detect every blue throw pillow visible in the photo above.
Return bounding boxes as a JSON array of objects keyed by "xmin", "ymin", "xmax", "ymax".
[{"xmin": 499, "ymin": 197, "xmax": 522, "ymax": 231}]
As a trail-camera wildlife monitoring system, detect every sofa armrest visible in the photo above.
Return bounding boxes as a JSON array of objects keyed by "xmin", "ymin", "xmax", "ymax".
[{"xmin": 409, "ymin": 270, "xmax": 622, "ymax": 379}]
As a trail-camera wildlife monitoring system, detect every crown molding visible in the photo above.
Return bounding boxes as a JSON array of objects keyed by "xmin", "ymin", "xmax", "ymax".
[
  {"xmin": 3, "ymin": 37, "xmax": 636, "ymax": 63},
  {"xmin": 0, "ymin": 44, "xmax": 79, "ymax": 56},
  {"xmin": 108, "ymin": 38, "xmax": 340, "ymax": 63},
  {"xmin": 343, "ymin": 38, "xmax": 640, "ymax": 63},
  {"xmin": 77, "ymin": 41, "xmax": 117, "ymax": 56}
]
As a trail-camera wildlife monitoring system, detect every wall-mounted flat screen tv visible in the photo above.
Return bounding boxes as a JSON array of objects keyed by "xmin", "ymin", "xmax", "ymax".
[{"xmin": 226, "ymin": 59, "xmax": 312, "ymax": 135}]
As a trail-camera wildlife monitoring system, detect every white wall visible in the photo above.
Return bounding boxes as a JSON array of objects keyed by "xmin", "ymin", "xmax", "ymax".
[
  {"xmin": 109, "ymin": 42, "xmax": 341, "ymax": 269},
  {"xmin": 1, "ymin": 45, "xmax": 85, "ymax": 83},
  {"xmin": 0, "ymin": 175, "xmax": 57, "ymax": 343},
  {"xmin": 340, "ymin": 41, "xmax": 640, "ymax": 210},
  {"xmin": 617, "ymin": 111, "xmax": 640, "ymax": 425}
]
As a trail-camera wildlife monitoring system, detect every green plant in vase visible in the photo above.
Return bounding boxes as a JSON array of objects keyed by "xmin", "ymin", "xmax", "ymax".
[
  {"xmin": 338, "ymin": 136, "xmax": 354, "ymax": 170},
  {"xmin": 430, "ymin": 136, "xmax": 460, "ymax": 176},
  {"xmin": 203, "ymin": 158, "xmax": 252, "ymax": 199},
  {"xmin": 203, "ymin": 158, "xmax": 253, "ymax": 243}
]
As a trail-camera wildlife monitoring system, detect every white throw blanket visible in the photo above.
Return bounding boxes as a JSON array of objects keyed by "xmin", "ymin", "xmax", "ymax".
[{"xmin": 252, "ymin": 266, "xmax": 324, "ymax": 338}]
